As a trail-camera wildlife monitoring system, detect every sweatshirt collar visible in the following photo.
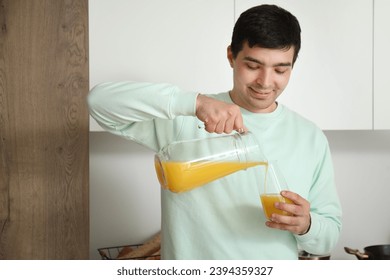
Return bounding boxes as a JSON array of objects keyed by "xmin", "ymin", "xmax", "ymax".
[{"xmin": 220, "ymin": 91, "xmax": 285, "ymax": 121}]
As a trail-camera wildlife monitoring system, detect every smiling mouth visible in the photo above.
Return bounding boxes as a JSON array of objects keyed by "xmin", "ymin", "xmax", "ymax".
[{"xmin": 249, "ymin": 87, "xmax": 272, "ymax": 97}]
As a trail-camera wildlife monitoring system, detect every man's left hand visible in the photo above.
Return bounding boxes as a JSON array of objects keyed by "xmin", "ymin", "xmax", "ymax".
[{"xmin": 265, "ymin": 190, "xmax": 311, "ymax": 235}]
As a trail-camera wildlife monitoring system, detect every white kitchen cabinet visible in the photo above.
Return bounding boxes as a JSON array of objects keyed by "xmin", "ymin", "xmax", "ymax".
[
  {"xmin": 89, "ymin": 0, "xmax": 234, "ymax": 131},
  {"xmin": 89, "ymin": 0, "xmax": 384, "ymax": 131},
  {"xmin": 236, "ymin": 0, "xmax": 373, "ymax": 130},
  {"xmin": 374, "ymin": 0, "xmax": 390, "ymax": 129}
]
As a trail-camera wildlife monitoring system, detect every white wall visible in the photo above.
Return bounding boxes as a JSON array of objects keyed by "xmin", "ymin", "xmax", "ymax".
[
  {"xmin": 89, "ymin": 134, "xmax": 161, "ymax": 259},
  {"xmin": 89, "ymin": 130, "xmax": 390, "ymax": 260},
  {"xmin": 324, "ymin": 130, "xmax": 390, "ymax": 259}
]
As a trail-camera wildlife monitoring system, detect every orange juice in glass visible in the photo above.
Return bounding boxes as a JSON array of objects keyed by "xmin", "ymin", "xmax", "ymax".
[
  {"xmin": 260, "ymin": 162, "xmax": 293, "ymax": 220},
  {"xmin": 260, "ymin": 193, "xmax": 293, "ymax": 220}
]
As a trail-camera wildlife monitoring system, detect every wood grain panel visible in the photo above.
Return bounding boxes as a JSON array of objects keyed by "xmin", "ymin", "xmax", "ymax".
[{"xmin": 0, "ymin": 0, "xmax": 89, "ymax": 259}]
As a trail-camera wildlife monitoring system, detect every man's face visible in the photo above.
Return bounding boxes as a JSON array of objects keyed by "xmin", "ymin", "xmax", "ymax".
[{"xmin": 228, "ymin": 41, "xmax": 294, "ymax": 113}]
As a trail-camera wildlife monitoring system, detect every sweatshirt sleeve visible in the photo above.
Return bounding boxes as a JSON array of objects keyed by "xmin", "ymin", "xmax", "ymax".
[
  {"xmin": 295, "ymin": 139, "xmax": 342, "ymax": 255},
  {"xmin": 87, "ymin": 81, "xmax": 199, "ymax": 149}
]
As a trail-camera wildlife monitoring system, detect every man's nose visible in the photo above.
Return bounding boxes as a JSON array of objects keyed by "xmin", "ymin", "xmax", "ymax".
[{"xmin": 256, "ymin": 69, "xmax": 272, "ymax": 87}]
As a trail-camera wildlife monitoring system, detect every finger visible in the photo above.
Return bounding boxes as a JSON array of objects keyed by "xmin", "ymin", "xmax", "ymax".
[
  {"xmin": 269, "ymin": 211, "xmax": 297, "ymax": 224},
  {"xmin": 281, "ymin": 190, "xmax": 303, "ymax": 204},
  {"xmin": 281, "ymin": 191, "xmax": 311, "ymax": 218},
  {"xmin": 268, "ymin": 209, "xmax": 311, "ymax": 235},
  {"xmin": 266, "ymin": 220, "xmax": 303, "ymax": 235},
  {"xmin": 232, "ymin": 112, "xmax": 245, "ymax": 132},
  {"xmin": 235, "ymin": 125, "xmax": 249, "ymax": 134},
  {"xmin": 214, "ymin": 120, "xmax": 225, "ymax": 134},
  {"xmin": 203, "ymin": 118, "xmax": 215, "ymax": 133},
  {"xmin": 265, "ymin": 219, "xmax": 293, "ymax": 231},
  {"xmin": 204, "ymin": 121, "xmax": 217, "ymax": 133},
  {"xmin": 275, "ymin": 201, "xmax": 299, "ymax": 216},
  {"xmin": 266, "ymin": 215, "xmax": 303, "ymax": 234},
  {"xmin": 223, "ymin": 117, "xmax": 235, "ymax": 134}
]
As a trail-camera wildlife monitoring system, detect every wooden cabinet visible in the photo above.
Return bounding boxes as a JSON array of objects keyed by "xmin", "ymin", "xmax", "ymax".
[
  {"xmin": 236, "ymin": 0, "xmax": 373, "ymax": 130},
  {"xmin": 89, "ymin": 0, "xmax": 234, "ymax": 131},
  {"xmin": 0, "ymin": 0, "xmax": 89, "ymax": 259},
  {"xmin": 374, "ymin": 0, "xmax": 390, "ymax": 129}
]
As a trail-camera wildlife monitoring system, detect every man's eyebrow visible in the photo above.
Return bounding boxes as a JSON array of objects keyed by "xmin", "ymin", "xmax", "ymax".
[{"xmin": 243, "ymin": 56, "xmax": 292, "ymax": 67}]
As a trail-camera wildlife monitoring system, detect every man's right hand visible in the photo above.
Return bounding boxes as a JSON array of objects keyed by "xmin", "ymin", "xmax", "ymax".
[{"xmin": 195, "ymin": 94, "xmax": 247, "ymax": 134}]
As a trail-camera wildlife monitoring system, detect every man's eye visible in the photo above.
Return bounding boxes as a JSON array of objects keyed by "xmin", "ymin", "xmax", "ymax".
[
  {"xmin": 275, "ymin": 68, "xmax": 288, "ymax": 74},
  {"xmin": 247, "ymin": 63, "xmax": 258, "ymax": 70}
]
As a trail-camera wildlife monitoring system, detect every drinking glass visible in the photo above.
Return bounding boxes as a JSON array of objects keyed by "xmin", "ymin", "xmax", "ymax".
[{"xmin": 259, "ymin": 161, "xmax": 293, "ymax": 220}]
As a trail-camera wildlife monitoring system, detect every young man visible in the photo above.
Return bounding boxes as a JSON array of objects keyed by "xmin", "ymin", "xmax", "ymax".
[{"xmin": 88, "ymin": 4, "xmax": 342, "ymax": 259}]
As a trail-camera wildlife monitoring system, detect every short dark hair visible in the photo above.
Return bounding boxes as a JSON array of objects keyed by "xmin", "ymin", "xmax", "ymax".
[{"xmin": 230, "ymin": 4, "xmax": 301, "ymax": 64}]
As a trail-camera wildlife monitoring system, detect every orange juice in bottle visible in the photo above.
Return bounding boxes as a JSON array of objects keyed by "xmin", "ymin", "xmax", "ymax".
[
  {"xmin": 156, "ymin": 160, "xmax": 266, "ymax": 193},
  {"xmin": 154, "ymin": 132, "xmax": 267, "ymax": 193}
]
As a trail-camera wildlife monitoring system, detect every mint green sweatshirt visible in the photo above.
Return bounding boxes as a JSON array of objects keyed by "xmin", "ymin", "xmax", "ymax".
[{"xmin": 88, "ymin": 81, "xmax": 342, "ymax": 260}]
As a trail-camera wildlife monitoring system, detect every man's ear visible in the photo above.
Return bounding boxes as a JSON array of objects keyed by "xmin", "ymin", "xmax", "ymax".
[{"xmin": 227, "ymin": 45, "xmax": 234, "ymax": 67}]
